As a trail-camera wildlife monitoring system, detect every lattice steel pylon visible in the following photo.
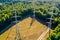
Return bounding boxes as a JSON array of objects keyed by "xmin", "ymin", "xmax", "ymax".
[
  {"xmin": 4, "ymin": 0, "xmax": 21, "ymax": 40},
  {"xmin": 13, "ymin": 9, "xmax": 21, "ymax": 40},
  {"xmin": 11, "ymin": 0, "xmax": 21, "ymax": 40},
  {"xmin": 30, "ymin": 0, "xmax": 37, "ymax": 27},
  {"xmin": 47, "ymin": 5, "xmax": 55, "ymax": 37}
]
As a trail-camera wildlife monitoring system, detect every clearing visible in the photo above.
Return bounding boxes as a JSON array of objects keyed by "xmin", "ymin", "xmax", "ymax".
[{"xmin": 0, "ymin": 17, "xmax": 49, "ymax": 40}]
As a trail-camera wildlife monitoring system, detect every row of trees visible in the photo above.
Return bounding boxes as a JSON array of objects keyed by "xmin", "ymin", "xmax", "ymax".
[
  {"xmin": 0, "ymin": 1, "xmax": 60, "ymax": 37},
  {"xmin": 0, "ymin": 2, "xmax": 34, "ymax": 31},
  {"xmin": 47, "ymin": 24, "xmax": 60, "ymax": 40}
]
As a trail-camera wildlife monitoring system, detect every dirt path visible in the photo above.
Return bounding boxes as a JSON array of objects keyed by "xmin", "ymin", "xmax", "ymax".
[{"xmin": 37, "ymin": 28, "xmax": 49, "ymax": 40}]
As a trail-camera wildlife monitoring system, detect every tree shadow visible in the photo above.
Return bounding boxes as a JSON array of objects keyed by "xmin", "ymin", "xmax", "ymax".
[
  {"xmin": 0, "ymin": 9, "xmax": 57, "ymax": 35},
  {"xmin": 0, "ymin": 10, "xmax": 33, "ymax": 35}
]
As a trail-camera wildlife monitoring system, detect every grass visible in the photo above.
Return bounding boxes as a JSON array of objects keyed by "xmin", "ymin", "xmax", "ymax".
[{"xmin": 0, "ymin": 17, "xmax": 48, "ymax": 40}]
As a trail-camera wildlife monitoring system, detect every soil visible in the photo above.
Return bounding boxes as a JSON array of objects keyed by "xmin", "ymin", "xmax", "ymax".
[{"xmin": 0, "ymin": 17, "xmax": 49, "ymax": 40}]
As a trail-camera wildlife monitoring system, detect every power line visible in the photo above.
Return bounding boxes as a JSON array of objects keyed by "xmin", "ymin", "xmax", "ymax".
[
  {"xmin": 10, "ymin": 0, "xmax": 21, "ymax": 40},
  {"xmin": 5, "ymin": 0, "xmax": 21, "ymax": 40},
  {"xmin": 46, "ymin": 6, "xmax": 56, "ymax": 37},
  {"xmin": 37, "ymin": 3, "xmax": 56, "ymax": 40}
]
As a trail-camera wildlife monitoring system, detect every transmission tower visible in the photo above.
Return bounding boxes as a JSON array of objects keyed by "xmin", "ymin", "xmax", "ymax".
[
  {"xmin": 4, "ymin": 0, "xmax": 21, "ymax": 40},
  {"xmin": 11, "ymin": 0, "xmax": 21, "ymax": 40},
  {"xmin": 30, "ymin": 0, "xmax": 37, "ymax": 27},
  {"xmin": 12, "ymin": 9, "xmax": 21, "ymax": 40},
  {"xmin": 47, "ymin": 6, "xmax": 55, "ymax": 37}
]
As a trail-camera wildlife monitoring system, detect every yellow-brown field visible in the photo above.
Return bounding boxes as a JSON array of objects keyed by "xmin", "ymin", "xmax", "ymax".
[{"xmin": 0, "ymin": 17, "xmax": 49, "ymax": 40}]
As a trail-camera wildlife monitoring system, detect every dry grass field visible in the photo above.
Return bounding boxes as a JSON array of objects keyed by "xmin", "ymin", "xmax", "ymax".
[{"xmin": 0, "ymin": 17, "xmax": 49, "ymax": 40}]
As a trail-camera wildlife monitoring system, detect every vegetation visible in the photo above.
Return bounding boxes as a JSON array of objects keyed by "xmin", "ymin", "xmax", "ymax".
[
  {"xmin": 0, "ymin": 1, "xmax": 60, "ymax": 40},
  {"xmin": 47, "ymin": 24, "xmax": 60, "ymax": 40}
]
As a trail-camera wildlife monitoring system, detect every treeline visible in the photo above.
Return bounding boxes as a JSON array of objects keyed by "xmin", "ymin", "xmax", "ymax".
[
  {"xmin": 47, "ymin": 24, "xmax": 60, "ymax": 40},
  {"xmin": 0, "ymin": 1, "xmax": 60, "ymax": 34},
  {"xmin": 0, "ymin": 2, "xmax": 33, "ymax": 31}
]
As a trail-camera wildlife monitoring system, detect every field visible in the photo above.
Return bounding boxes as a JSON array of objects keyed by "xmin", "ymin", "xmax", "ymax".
[
  {"xmin": 0, "ymin": 17, "xmax": 49, "ymax": 40},
  {"xmin": 0, "ymin": 0, "xmax": 60, "ymax": 40}
]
